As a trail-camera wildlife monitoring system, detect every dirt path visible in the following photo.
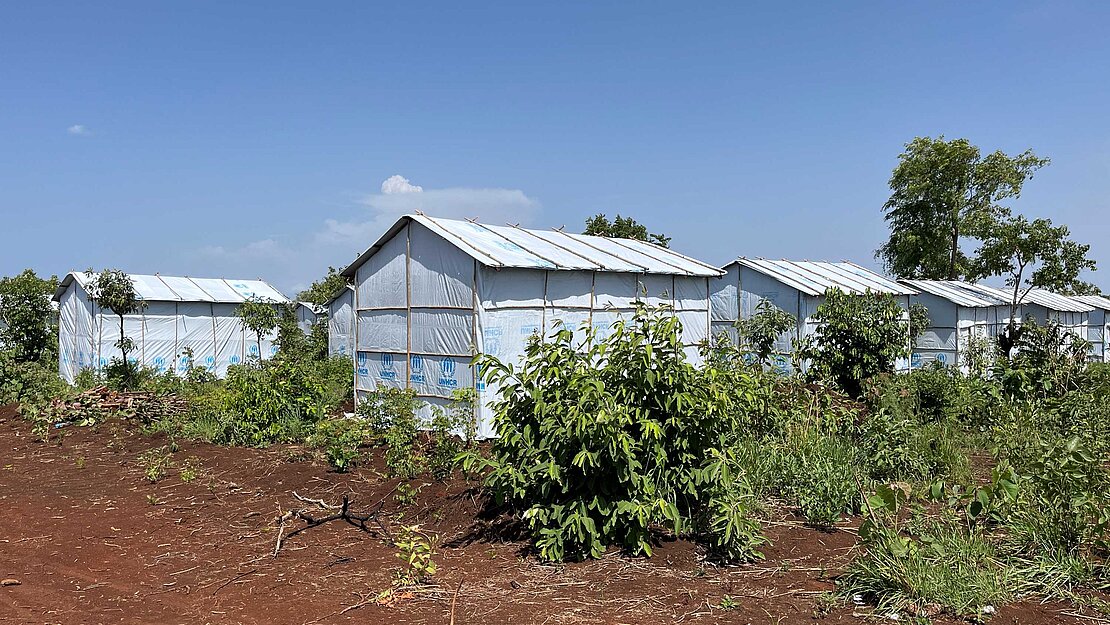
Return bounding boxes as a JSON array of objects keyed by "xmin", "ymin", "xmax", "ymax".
[{"xmin": 0, "ymin": 405, "xmax": 1088, "ymax": 624}]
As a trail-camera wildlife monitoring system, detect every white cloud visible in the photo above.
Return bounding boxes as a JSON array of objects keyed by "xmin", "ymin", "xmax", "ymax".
[
  {"xmin": 67, "ymin": 124, "xmax": 91, "ymax": 136},
  {"xmin": 381, "ymin": 174, "xmax": 423, "ymax": 194},
  {"xmin": 197, "ymin": 175, "xmax": 541, "ymax": 294}
]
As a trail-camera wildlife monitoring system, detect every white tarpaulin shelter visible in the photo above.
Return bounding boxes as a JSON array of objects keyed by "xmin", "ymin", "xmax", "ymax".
[
  {"xmin": 956, "ymin": 283, "xmax": 1094, "ymax": 348},
  {"xmin": 710, "ymin": 258, "xmax": 917, "ymax": 372},
  {"xmin": 326, "ymin": 285, "xmax": 355, "ymax": 358},
  {"xmin": 53, "ymin": 272, "xmax": 289, "ymax": 383},
  {"xmin": 340, "ymin": 214, "xmax": 723, "ymax": 438},
  {"xmin": 1072, "ymin": 294, "xmax": 1110, "ymax": 362},
  {"xmin": 899, "ymin": 280, "xmax": 1016, "ymax": 370}
]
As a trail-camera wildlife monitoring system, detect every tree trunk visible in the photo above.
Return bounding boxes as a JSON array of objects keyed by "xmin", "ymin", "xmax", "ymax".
[{"xmin": 948, "ymin": 224, "xmax": 960, "ymax": 280}]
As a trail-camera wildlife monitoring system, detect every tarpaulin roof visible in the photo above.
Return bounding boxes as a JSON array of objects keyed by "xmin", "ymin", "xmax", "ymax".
[
  {"xmin": 53, "ymin": 272, "xmax": 290, "ymax": 304},
  {"xmin": 1072, "ymin": 294, "xmax": 1110, "ymax": 311},
  {"xmin": 341, "ymin": 214, "xmax": 723, "ymax": 278},
  {"xmin": 956, "ymin": 282, "xmax": 1095, "ymax": 313},
  {"xmin": 900, "ymin": 280, "xmax": 1009, "ymax": 308},
  {"xmin": 727, "ymin": 258, "xmax": 916, "ymax": 297}
]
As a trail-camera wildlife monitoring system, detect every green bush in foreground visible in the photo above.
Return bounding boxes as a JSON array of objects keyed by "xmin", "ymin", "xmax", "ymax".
[{"xmin": 463, "ymin": 304, "xmax": 768, "ymax": 562}]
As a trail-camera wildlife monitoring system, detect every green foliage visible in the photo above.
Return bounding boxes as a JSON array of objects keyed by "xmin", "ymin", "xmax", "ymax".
[
  {"xmin": 777, "ymin": 431, "xmax": 861, "ymax": 525},
  {"xmin": 428, "ymin": 389, "xmax": 477, "ymax": 481},
  {"xmin": 358, "ymin": 387, "xmax": 424, "ymax": 478},
  {"xmin": 1001, "ymin": 437, "xmax": 1110, "ymax": 561},
  {"xmin": 234, "ymin": 296, "xmax": 280, "ymax": 360},
  {"xmin": 307, "ymin": 417, "xmax": 373, "ymax": 472},
  {"xmin": 0, "ymin": 350, "xmax": 68, "ymax": 408},
  {"xmin": 878, "ymin": 136, "xmax": 1048, "ymax": 280},
  {"xmin": 393, "ymin": 525, "xmax": 438, "ymax": 586},
  {"xmin": 85, "ymin": 269, "xmax": 145, "ymax": 387},
  {"xmin": 797, "ymin": 289, "xmax": 918, "ymax": 398},
  {"xmin": 296, "ymin": 267, "xmax": 348, "ymax": 306},
  {"xmin": 734, "ymin": 300, "xmax": 796, "ymax": 367},
  {"xmin": 0, "ymin": 269, "xmax": 58, "ymax": 362},
  {"xmin": 176, "ymin": 357, "xmax": 349, "ymax": 447},
  {"xmin": 583, "ymin": 214, "xmax": 670, "ymax": 247},
  {"xmin": 844, "ymin": 498, "xmax": 1015, "ymax": 617},
  {"xmin": 465, "ymin": 304, "xmax": 767, "ymax": 562},
  {"xmin": 137, "ymin": 446, "xmax": 173, "ymax": 483}
]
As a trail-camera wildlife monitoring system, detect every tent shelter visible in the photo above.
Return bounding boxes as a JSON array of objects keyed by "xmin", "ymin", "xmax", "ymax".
[
  {"xmin": 53, "ymin": 272, "xmax": 288, "ymax": 383},
  {"xmin": 339, "ymin": 214, "xmax": 723, "ymax": 438},
  {"xmin": 326, "ymin": 285, "xmax": 355, "ymax": 358},
  {"xmin": 957, "ymin": 283, "xmax": 1094, "ymax": 346},
  {"xmin": 294, "ymin": 302, "xmax": 324, "ymax": 334},
  {"xmin": 710, "ymin": 258, "xmax": 918, "ymax": 372},
  {"xmin": 899, "ymin": 280, "xmax": 1015, "ymax": 369},
  {"xmin": 1072, "ymin": 294, "xmax": 1110, "ymax": 362}
]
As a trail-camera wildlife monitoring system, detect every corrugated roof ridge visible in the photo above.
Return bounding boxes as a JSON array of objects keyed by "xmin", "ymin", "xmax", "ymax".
[
  {"xmin": 416, "ymin": 215, "xmax": 505, "ymax": 268},
  {"xmin": 782, "ymin": 259, "xmax": 865, "ymax": 293},
  {"xmin": 551, "ymin": 229, "xmax": 652, "ymax": 273},
  {"xmin": 803, "ymin": 260, "xmax": 886, "ymax": 294},
  {"xmin": 508, "ymin": 224, "xmax": 609, "ymax": 270},
  {"xmin": 735, "ymin": 258, "xmax": 824, "ymax": 296},
  {"xmin": 839, "ymin": 261, "xmax": 916, "ymax": 294},
  {"xmin": 464, "ymin": 219, "xmax": 559, "ymax": 269},
  {"xmin": 154, "ymin": 274, "xmax": 184, "ymax": 302},
  {"xmin": 628, "ymin": 237, "xmax": 725, "ymax": 275},
  {"xmin": 601, "ymin": 236, "xmax": 695, "ymax": 275}
]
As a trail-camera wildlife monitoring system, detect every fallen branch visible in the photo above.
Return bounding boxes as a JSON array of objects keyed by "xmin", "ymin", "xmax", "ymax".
[{"xmin": 273, "ymin": 492, "xmax": 391, "ymax": 556}]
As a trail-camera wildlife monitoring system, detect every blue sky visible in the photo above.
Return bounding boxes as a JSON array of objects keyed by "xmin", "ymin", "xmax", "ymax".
[{"xmin": 2, "ymin": 1, "xmax": 1108, "ymax": 294}]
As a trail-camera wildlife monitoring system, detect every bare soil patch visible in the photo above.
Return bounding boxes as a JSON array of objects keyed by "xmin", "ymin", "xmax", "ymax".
[{"xmin": 0, "ymin": 407, "xmax": 1092, "ymax": 624}]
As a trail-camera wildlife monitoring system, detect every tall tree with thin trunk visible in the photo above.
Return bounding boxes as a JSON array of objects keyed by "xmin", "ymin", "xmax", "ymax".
[
  {"xmin": 85, "ymin": 269, "xmax": 145, "ymax": 386},
  {"xmin": 877, "ymin": 137, "xmax": 1049, "ymax": 280},
  {"xmin": 969, "ymin": 215, "xmax": 1097, "ymax": 357}
]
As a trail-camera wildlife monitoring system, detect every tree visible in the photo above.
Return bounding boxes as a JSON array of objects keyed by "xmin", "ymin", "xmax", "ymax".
[
  {"xmin": 0, "ymin": 269, "xmax": 59, "ymax": 362},
  {"xmin": 235, "ymin": 296, "xmax": 279, "ymax": 361},
  {"xmin": 583, "ymin": 214, "xmax": 671, "ymax": 247},
  {"xmin": 969, "ymin": 215, "xmax": 1097, "ymax": 357},
  {"xmin": 297, "ymin": 267, "xmax": 348, "ymax": 306},
  {"xmin": 877, "ymin": 137, "xmax": 1048, "ymax": 280},
  {"xmin": 85, "ymin": 269, "xmax": 145, "ymax": 385},
  {"xmin": 796, "ymin": 289, "xmax": 926, "ymax": 398},
  {"xmin": 734, "ymin": 299, "xmax": 796, "ymax": 367}
]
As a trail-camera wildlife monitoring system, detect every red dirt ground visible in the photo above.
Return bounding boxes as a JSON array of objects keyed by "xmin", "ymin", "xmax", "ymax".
[{"xmin": 0, "ymin": 403, "xmax": 1096, "ymax": 624}]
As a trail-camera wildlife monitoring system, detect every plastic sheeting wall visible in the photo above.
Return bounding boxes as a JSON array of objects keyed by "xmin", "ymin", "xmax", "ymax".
[
  {"xmin": 1089, "ymin": 308, "xmax": 1108, "ymax": 362},
  {"xmin": 908, "ymin": 292, "xmax": 1014, "ymax": 370},
  {"xmin": 328, "ymin": 288, "xmax": 355, "ymax": 357},
  {"xmin": 710, "ymin": 264, "xmax": 912, "ymax": 373},
  {"xmin": 57, "ymin": 283, "xmax": 278, "ymax": 383},
  {"xmin": 352, "ymin": 220, "xmax": 713, "ymax": 438}
]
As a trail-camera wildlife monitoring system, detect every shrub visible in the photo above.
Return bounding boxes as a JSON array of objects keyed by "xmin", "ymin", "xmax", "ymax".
[
  {"xmin": 307, "ymin": 417, "xmax": 373, "ymax": 472},
  {"xmin": 796, "ymin": 289, "xmax": 922, "ymax": 398},
  {"xmin": 0, "ymin": 269, "xmax": 58, "ymax": 363},
  {"xmin": 778, "ymin": 430, "xmax": 862, "ymax": 525},
  {"xmin": 734, "ymin": 299, "xmax": 795, "ymax": 367},
  {"xmin": 465, "ymin": 304, "xmax": 767, "ymax": 562}
]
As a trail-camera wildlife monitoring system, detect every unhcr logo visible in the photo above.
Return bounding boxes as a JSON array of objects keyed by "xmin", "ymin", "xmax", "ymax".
[
  {"xmin": 438, "ymin": 358, "xmax": 458, "ymax": 389},
  {"xmin": 410, "ymin": 355, "xmax": 426, "ymax": 384},
  {"xmin": 377, "ymin": 353, "xmax": 393, "ymax": 379}
]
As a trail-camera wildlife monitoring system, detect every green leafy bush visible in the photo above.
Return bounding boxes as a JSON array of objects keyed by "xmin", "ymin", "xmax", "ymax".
[
  {"xmin": 464, "ymin": 304, "xmax": 767, "ymax": 562},
  {"xmin": 307, "ymin": 417, "xmax": 373, "ymax": 472},
  {"xmin": 796, "ymin": 289, "xmax": 922, "ymax": 398},
  {"xmin": 843, "ymin": 488, "xmax": 1014, "ymax": 617}
]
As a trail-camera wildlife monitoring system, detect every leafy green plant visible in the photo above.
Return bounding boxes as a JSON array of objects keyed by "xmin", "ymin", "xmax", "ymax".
[
  {"xmin": 734, "ymin": 299, "xmax": 796, "ymax": 367},
  {"xmin": 844, "ymin": 484, "xmax": 1015, "ymax": 618},
  {"xmin": 797, "ymin": 289, "xmax": 921, "ymax": 398},
  {"xmin": 234, "ymin": 296, "xmax": 279, "ymax": 361},
  {"xmin": 393, "ymin": 525, "xmax": 437, "ymax": 586},
  {"xmin": 307, "ymin": 417, "xmax": 372, "ymax": 472},
  {"xmin": 84, "ymin": 269, "xmax": 145, "ymax": 388},
  {"xmin": 137, "ymin": 446, "xmax": 173, "ymax": 483},
  {"xmin": 0, "ymin": 269, "xmax": 58, "ymax": 363},
  {"xmin": 463, "ymin": 304, "xmax": 767, "ymax": 562}
]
